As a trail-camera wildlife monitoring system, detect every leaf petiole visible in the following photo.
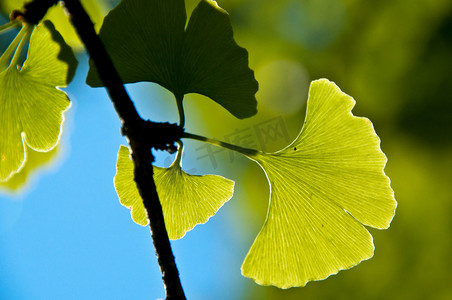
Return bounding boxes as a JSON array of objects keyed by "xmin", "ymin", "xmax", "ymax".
[
  {"xmin": 0, "ymin": 20, "xmax": 20, "ymax": 34},
  {"xmin": 0, "ymin": 26, "xmax": 25, "ymax": 70},
  {"xmin": 174, "ymin": 140, "xmax": 184, "ymax": 166},
  {"xmin": 182, "ymin": 132, "xmax": 258, "ymax": 156},
  {"xmin": 175, "ymin": 94, "xmax": 185, "ymax": 128},
  {"xmin": 10, "ymin": 24, "xmax": 33, "ymax": 69},
  {"xmin": 0, "ymin": 24, "xmax": 33, "ymax": 71}
]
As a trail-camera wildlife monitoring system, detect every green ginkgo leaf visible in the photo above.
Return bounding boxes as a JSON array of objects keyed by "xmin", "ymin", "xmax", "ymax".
[
  {"xmin": 0, "ymin": 20, "xmax": 77, "ymax": 181},
  {"xmin": 114, "ymin": 145, "xmax": 234, "ymax": 239},
  {"xmin": 86, "ymin": 0, "xmax": 258, "ymax": 119},
  {"xmin": 241, "ymin": 79, "xmax": 397, "ymax": 288}
]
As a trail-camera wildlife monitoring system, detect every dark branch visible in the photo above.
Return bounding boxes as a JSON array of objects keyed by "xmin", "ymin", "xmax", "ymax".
[
  {"xmin": 123, "ymin": 121, "xmax": 183, "ymax": 154},
  {"xmin": 17, "ymin": 0, "xmax": 186, "ymax": 298},
  {"xmin": 20, "ymin": 0, "xmax": 58, "ymax": 24}
]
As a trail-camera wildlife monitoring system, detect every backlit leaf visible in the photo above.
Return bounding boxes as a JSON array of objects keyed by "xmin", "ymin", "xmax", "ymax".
[
  {"xmin": 0, "ymin": 21, "xmax": 76, "ymax": 181},
  {"xmin": 86, "ymin": 0, "xmax": 258, "ymax": 119},
  {"xmin": 241, "ymin": 79, "xmax": 397, "ymax": 288},
  {"xmin": 114, "ymin": 145, "xmax": 234, "ymax": 239}
]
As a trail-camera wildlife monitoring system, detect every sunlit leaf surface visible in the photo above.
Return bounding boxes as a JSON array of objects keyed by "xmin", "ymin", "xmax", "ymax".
[
  {"xmin": 115, "ymin": 145, "xmax": 234, "ymax": 239},
  {"xmin": 86, "ymin": 0, "xmax": 258, "ymax": 119},
  {"xmin": 0, "ymin": 21, "xmax": 76, "ymax": 181},
  {"xmin": 241, "ymin": 79, "xmax": 397, "ymax": 288}
]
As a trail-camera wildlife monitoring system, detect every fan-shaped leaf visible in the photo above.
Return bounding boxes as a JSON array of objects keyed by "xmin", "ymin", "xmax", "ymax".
[
  {"xmin": 0, "ymin": 21, "xmax": 76, "ymax": 181},
  {"xmin": 114, "ymin": 145, "xmax": 234, "ymax": 239},
  {"xmin": 241, "ymin": 79, "xmax": 396, "ymax": 288},
  {"xmin": 86, "ymin": 0, "xmax": 258, "ymax": 119}
]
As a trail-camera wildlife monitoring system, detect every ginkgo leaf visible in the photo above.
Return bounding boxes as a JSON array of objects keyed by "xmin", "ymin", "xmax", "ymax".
[
  {"xmin": 241, "ymin": 79, "xmax": 397, "ymax": 288},
  {"xmin": 86, "ymin": 0, "xmax": 258, "ymax": 119},
  {"xmin": 114, "ymin": 145, "xmax": 234, "ymax": 239},
  {"xmin": 0, "ymin": 20, "xmax": 77, "ymax": 181}
]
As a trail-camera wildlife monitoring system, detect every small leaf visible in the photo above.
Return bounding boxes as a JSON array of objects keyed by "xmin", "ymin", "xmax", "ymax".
[
  {"xmin": 86, "ymin": 0, "xmax": 258, "ymax": 119},
  {"xmin": 241, "ymin": 79, "xmax": 397, "ymax": 288},
  {"xmin": 0, "ymin": 21, "xmax": 77, "ymax": 181},
  {"xmin": 114, "ymin": 145, "xmax": 234, "ymax": 239}
]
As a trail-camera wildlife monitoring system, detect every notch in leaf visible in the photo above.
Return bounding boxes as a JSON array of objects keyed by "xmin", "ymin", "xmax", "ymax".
[
  {"xmin": 241, "ymin": 79, "xmax": 397, "ymax": 288},
  {"xmin": 86, "ymin": 0, "xmax": 258, "ymax": 119},
  {"xmin": 0, "ymin": 21, "xmax": 77, "ymax": 181},
  {"xmin": 114, "ymin": 145, "xmax": 234, "ymax": 239}
]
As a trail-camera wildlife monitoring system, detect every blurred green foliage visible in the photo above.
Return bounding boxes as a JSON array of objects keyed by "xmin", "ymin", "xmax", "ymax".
[{"xmin": 182, "ymin": 0, "xmax": 452, "ymax": 298}]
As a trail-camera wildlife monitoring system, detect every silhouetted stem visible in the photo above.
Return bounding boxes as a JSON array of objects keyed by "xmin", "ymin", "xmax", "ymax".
[
  {"xmin": 183, "ymin": 132, "xmax": 259, "ymax": 156},
  {"xmin": 17, "ymin": 0, "xmax": 186, "ymax": 298},
  {"xmin": 175, "ymin": 94, "xmax": 185, "ymax": 128},
  {"xmin": 175, "ymin": 141, "xmax": 184, "ymax": 166}
]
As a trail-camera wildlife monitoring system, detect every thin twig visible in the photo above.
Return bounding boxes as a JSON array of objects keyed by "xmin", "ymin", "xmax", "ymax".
[
  {"xmin": 19, "ymin": 0, "xmax": 186, "ymax": 298},
  {"xmin": 183, "ymin": 132, "xmax": 259, "ymax": 156}
]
